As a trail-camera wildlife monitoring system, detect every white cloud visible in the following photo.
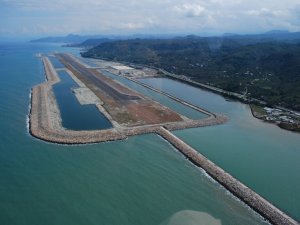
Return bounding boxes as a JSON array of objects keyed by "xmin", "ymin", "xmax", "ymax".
[
  {"xmin": 246, "ymin": 8, "xmax": 286, "ymax": 17},
  {"xmin": 0, "ymin": 0, "xmax": 300, "ymax": 36},
  {"xmin": 173, "ymin": 4, "xmax": 206, "ymax": 17},
  {"xmin": 120, "ymin": 22, "xmax": 145, "ymax": 30}
]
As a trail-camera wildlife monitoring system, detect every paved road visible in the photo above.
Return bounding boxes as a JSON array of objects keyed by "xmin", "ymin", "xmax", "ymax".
[{"xmin": 58, "ymin": 54, "xmax": 140, "ymax": 101}]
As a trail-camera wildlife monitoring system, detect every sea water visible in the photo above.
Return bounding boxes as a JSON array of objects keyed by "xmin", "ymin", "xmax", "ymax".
[
  {"xmin": 0, "ymin": 42, "xmax": 271, "ymax": 225},
  {"xmin": 141, "ymin": 77, "xmax": 300, "ymax": 221}
]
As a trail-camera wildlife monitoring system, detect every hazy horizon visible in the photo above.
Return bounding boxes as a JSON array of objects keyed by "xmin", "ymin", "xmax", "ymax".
[{"xmin": 1, "ymin": 0, "xmax": 300, "ymax": 40}]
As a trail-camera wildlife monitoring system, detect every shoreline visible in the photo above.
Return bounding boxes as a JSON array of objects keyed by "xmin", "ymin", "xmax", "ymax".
[
  {"xmin": 28, "ymin": 54, "xmax": 299, "ymax": 224},
  {"xmin": 29, "ymin": 56, "xmax": 227, "ymax": 145},
  {"xmin": 90, "ymin": 55, "xmax": 300, "ymax": 134},
  {"xmin": 144, "ymin": 74, "xmax": 300, "ymax": 134},
  {"xmin": 157, "ymin": 127, "xmax": 298, "ymax": 225},
  {"xmin": 82, "ymin": 54, "xmax": 300, "ymax": 117},
  {"xmin": 250, "ymin": 104, "xmax": 300, "ymax": 133}
]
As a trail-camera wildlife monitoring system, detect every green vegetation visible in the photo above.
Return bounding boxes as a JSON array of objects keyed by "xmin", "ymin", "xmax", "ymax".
[
  {"xmin": 82, "ymin": 36, "xmax": 300, "ymax": 111},
  {"xmin": 250, "ymin": 104, "xmax": 267, "ymax": 118},
  {"xmin": 278, "ymin": 123, "xmax": 300, "ymax": 132}
]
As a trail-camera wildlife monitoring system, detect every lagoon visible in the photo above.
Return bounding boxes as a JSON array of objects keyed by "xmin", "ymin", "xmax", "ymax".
[{"xmin": 53, "ymin": 70, "xmax": 112, "ymax": 130}]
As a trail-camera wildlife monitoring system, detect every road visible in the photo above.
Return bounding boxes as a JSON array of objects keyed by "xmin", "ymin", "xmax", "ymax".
[{"xmin": 58, "ymin": 54, "xmax": 140, "ymax": 101}]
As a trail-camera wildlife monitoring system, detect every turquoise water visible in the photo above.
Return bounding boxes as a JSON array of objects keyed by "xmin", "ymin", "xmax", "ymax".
[
  {"xmin": 53, "ymin": 70, "xmax": 112, "ymax": 130},
  {"xmin": 141, "ymin": 77, "xmax": 300, "ymax": 221},
  {"xmin": 100, "ymin": 70, "xmax": 207, "ymax": 120},
  {"xmin": 0, "ymin": 43, "xmax": 269, "ymax": 224}
]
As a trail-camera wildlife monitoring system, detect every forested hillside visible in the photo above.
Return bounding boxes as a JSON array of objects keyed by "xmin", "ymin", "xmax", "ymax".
[{"xmin": 82, "ymin": 36, "xmax": 300, "ymax": 110}]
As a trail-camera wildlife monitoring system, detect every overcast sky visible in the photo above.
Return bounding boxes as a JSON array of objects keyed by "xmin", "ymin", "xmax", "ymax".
[{"xmin": 1, "ymin": 0, "xmax": 300, "ymax": 38}]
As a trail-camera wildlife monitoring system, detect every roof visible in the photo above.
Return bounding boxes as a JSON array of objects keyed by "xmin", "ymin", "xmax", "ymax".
[{"xmin": 111, "ymin": 65, "xmax": 134, "ymax": 71}]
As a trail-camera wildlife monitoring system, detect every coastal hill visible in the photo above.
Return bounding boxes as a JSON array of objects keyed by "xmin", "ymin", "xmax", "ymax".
[
  {"xmin": 69, "ymin": 38, "xmax": 112, "ymax": 47},
  {"xmin": 81, "ymin": 31, "xmax": 300, "ymax": 111},
  {"xmin": 30, "ymin": 33, "xmax": 174, "ymax": 45},
  {"xmin": 30, "ymin": 34, "xmax": 107, "ymax": 44}
]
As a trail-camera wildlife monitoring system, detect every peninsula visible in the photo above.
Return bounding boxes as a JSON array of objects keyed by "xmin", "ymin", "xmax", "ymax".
[
  {"xmin": 30, "ymin": 53, "xmax": 226, "ymax": 144},
  {"xmin": 29, "ymin": 53, "xmax": 299, "ymax": 225}
]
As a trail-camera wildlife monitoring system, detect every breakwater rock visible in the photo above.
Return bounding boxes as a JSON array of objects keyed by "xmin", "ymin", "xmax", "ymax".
[
  {"xmin": 29, "ymin": 56, "xmax": 227, "ymax": 145},
  {"xmin": 156, "ymin": 127, "xmax": 299, "ymax": 225},
  {"xmin": 28, "ymin": 55, "xmax": 300, "ymax": 224}
]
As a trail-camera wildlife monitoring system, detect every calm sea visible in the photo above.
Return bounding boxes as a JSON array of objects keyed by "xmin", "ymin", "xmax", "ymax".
[
  {"xmin": 141, "ymin": 77, "xmax": 300, "ymax": 222},
  {"xmin": 0, "ymin": 42, "xmax": 278, "ymax": 225}
]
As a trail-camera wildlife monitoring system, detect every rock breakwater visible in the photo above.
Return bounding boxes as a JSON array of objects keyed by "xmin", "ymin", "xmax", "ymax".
[
  {"xmin": 157, "ymin": 127, "xmax": 299, "ymax": 225},
  {"xmin": 29, "ymin": 56, "xmax": 227, "ymax": 144},
  {"xmin": 28, "ymin": 55, "xmax": 300, "ymax": 224}
]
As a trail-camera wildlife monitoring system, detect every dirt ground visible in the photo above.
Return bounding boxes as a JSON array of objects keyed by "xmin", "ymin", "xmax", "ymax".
[{"xmin": 58, "ymin": 53, "xmax": 182, "ymax": 127}]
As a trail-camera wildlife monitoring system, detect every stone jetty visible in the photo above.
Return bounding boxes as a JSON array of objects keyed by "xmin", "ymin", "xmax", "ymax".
[
  {"xmin": 128, "ymin": 77, "xmax": 216, "ymax": 117},
  {"xmin": 28, "ymin": 55, "xmax": 300, "ymax": 225},
  {"xmin": 156, "ymin": 127, "xmax": 299, "ymax": 225},
  {"xmin": 29, "ymin": 56, "xmax": 227, "ymax": 144}
]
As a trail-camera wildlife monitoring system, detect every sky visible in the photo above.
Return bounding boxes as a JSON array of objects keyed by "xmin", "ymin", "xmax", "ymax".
[{"xmin": 1, "ymin": 0, "xmax": 300, "ymax": 38}]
